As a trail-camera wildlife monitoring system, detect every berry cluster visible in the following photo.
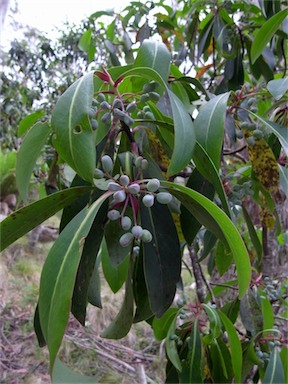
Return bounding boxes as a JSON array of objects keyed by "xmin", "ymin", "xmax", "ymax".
[{"xmin": 95, "ymin": 154, "xmax": 172, "ymax": 247}]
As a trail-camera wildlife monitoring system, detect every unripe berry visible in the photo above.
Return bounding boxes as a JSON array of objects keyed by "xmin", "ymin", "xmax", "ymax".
[
  {"xmin": 252, "ymin": 129, "xmax": 263, "ymax": 139},
  {"xmin": 135, "ymin": 156, "xmax": 143, "ymax": 168},
  {"xmin": 147, "ymin": 178, "xmax": 160, "ymax": 192},
  {"xmin": 94, "ymin": 168, "xmax": 104, "ymax": 179},
  {"xmin": 119, "ymin": 175, "xmax": 130, "ymax": 186},
  {"xmin": 97, "ymin": 93, "xmax": 106, "ymax": 102},
  {"xmin": 107, "ymin": 209, "xmax": 120, "ymax": 221},
  {"xmin": 144, "ymin": 111, "xmax": 155, "ymax": 120},
  {"xmin": 143, "ymin": 81, "xmax": 156, "ymax": 93},
  {"xmin": 121, "ymin": 216, "xmax": 132, "ymax": 230},
  {"xmin": 101, "ymin": 155, "xmax": 113, "ymax": 173},
  {"xmin": 113, "ymin": 190, "xmax": 126, "ymax": 203},
  {"xmin": 246, "ymin": 123, "xmax": 256, "ymax": 131},
  {"xmin": 124, "ymin": 115, "xmax": 134, "ymax": 127},
  {"xmin": 236, "ymin": 129, "xmax": 244, "ymax": 139},
  {"xmin": 240, "ymin": 121, "xmax": 249, "ymax": 129},
  {"xmin": 101, "ymin": 112, "xmax": 112, "ymax": 125},
  {"xmin": 126, "ymin": 101, "xmax": 137, "ymax": 113},
  {"xmin": 141, "ymin": 229, "xmax": 153, "ymax": 243},
  {"xmin": 247, "ymin": 136, "xmax": 256, "ymax": 146},
  {"xmin": 156, "ymin": 192, "xmax": 173, "ymax": 204},
  {"xmin": 148, "ymin": 92, "xmax": 160, "ymax": 101},
  {"xmin": 127, "ymin": 183, "xmax": 140, "ymax": 194},
  {"xmin": 141, "ymin": 159, "xmax": 148, "ymax": 169},
  {"xmin": 88, "ymin": 108, "xmax": 96, "ymax": 118},
  {"xmin": 107, "ymin": 181, "xmax": 122, "ymax": 191},
  {"xmin": 91, "ymin": 119, "xmax": 98, "ymax": 130},
  {"xmin": 132, "ymin": 225, "xmax": 143, "ymax": 239},
  {"xmin": 113, "ymin": 108, "xmax": 127, "ymax": 120},
  {"xmin": 100, "ymin": 101, "xmax": 111, "ymax": 110},
  {"xmin": 142, "ymin": 194, "xmax": 154, "ymax": 208},
  {"xmin": 112, "ymin": 98, "xmax": 122, "ymax": 109},
  {"xmin": 119, "ymin": 232, "xmax": 134, "ymax": 247},
  {"xmin": 140, "ymin": 93, "xmax": 150, "ymax": 103}
]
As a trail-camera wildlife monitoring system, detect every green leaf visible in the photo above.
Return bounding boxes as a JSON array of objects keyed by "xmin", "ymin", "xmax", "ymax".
[
  {"xmin": 165, "ymin": 311, "xmax": 182, "ymax": 372},
  {"xmin": 194, "ymin": 93, "xmax": 230, "ymax": 169},
  {"xmin": 251, "ymin": 9, "xmax": 288, "ymax": 64},
  {"xmin": 101, "ymin": 264, "xmax": 134, "ymax": 339},
  {"xmin": 240, "ymin": 289, "xmax": 263, "ymax": 335},
  {"xmin": 280, "ymin": 346, "xmax": 288, "ymax": 384},
  {"xmin": 260, "ymin": 294, "xmax": 274, "ymax": 330},
  {"xmin": 101, "ymin": 239, "xmax": 129, "ymax": 294},
  {"xmin": 18, "ymin": 110, "xmax": 45, "ymax": 136},
  {"xmin": 278, "ymin": 164, "xmax": 288, "ymax": 198},
  {"xmin": 267, "ymin": 78, "xmax": 288, "ymax": 100},
  {"xmin": 87, "ymin": 255, "xmax": 102, "ymax": 309},
  {"xmin": 152, "ymin": 308, "xmax": 178, "ymax": 341},
  {"xmin": 215, "ymin": 240, "xmax": 233, "ymax": 276},
  {"xmin": 16, "ymin": 122, "xmax": 51, "ymax": 202},
  {"xmin": 38, "ymin": 191, "xmax": 112, "ymax": 372},
  {"xmin": 180, "ymin": 319, "xmax": 202, "ymax": 383},
  {"xmin": 175, "ymin": 76, "xmax": 210, "ymax": 100},
  {"xmin": 71, "ymin": 197, "xmax": 108, "ymax": 325},
  {"xmin": 248, "ymin": 113, "xmax": 288, "ymax": 155},
  {"xmin": 52, "ymin": 358, "xmax": 96, "ymax": 383},
  {"xmin": 78, "ymin": 29, "xmax": 92, "ymax": 53},
  {"xmin": 202, "ymin": 304, "xmax": 221, "ymax": 343},
  {"xmin": 161, "ymin": 181, "xmax": 251, "ymax": 298},
  {"xmin": 118, "ymin": 66, "xmax": 195, "ymax": 175},
  {"xmin": 262, "ymin": 347, "xmax": 285, "ymax": 384},
  {"xmin": 51, "ymin": 72, "xmax": 95, "ymax": 182},
  {"xmin": 242, "ymin": 205, "xmax": 262, "ymax": 264},
  {"xmin": 134, "ymin": 39, "xmax": 171, "ymax": 83},
  {"xmin": 0, "ymin": 186, "xmax": 92, "ymax": 251},
  {"xmin": 193, "ymin": 141, "xmax": 232, "ymax": 217},
  {"xmin": 218, "ymin": 311, "xmax": 242, "ymax": 384},
  {"xmin": 140, "ymin": 200, "xmax": 182, "ymax": 317}
]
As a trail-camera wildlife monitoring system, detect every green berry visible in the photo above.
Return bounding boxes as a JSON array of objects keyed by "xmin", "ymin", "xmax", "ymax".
[
  {"xmin": 126, "ymin": 101, "xmax": 137, "ymax": 113},
  {"xmin": 91, "ymin": 119, "xmax": 98, "ymax": 130},
  {"xmin": 121, "ymin": 216, "xmax": 132, "ymax": 230},
  {"xmin": 252, "ymin": 129, "xmax": 263, "ymax": 139},
  {"xmin": 127, "ymin": 183, "xmax": 140, "ymax": 194},
  {"xmin": 94, "ymin": 168, "xmax": 104, "ymax": 179},
  {"xmin": 246, "ymin": 123, "xmax": 256, "ymax": 131},
  {"xmin": 88, "ymin": 108, "xmax": 96, "ymax": 118},
  {"xmin": 144, "ymin": 111, "xmax": 154, "ymax": 120},
  {"xmin": 100, "ymin": 101, "xmax": 111, "ymax": 110},
  {"xmin": 247, "ymin": 136, "xmax": 256, "ymax": 146},
  {"xmin": 97, "ymin": 93, "xmax": 106, "ymax": 102},
  {"xmin": 148, "ymin": 92, "xmax": 160, "ymax": 101},
  {"xmin": 124, "ymin": 115, "xmax": 134, "ymax": 127},
  {"xmin": 147, "ymin": 178, "xmax": 160, "ymax": 192},
  {"xmin": 143, "ymin": 105, "xmax": 151, "ymax": 112},
  {"xmin": 132, "ymin": 225, "xmax": 143, "ymax": 239},
  {"xmin": 143, "ymin": 81, "xmax": 157, "ymax": 93},
  {"xmin": 119, "ymin": 175, "xmax": 130, "ymax": 186},
  {"xmin": 113, "ymin": 190, "xmax": 126, "ymax": 203},
  {"xmin": 140, "ymin": 93, "xmax": 150, "ymax": 103},
  {"xmin": 92, "ymin": 98, "xmax": 99, "ymax": 106},
  {"xmin": 113, "ymin": 108, "xmax": 127, "ymax": 120},
  {"xmin": 141, "ymin": 159, "xmax": 148, "ymax": 169},
  {"xmin": 101, "ymin": 112, "xmax": 112, "ymax": 125},
  {"xmin": 156, "ymin": 192, "xmax": 173, "ymax": 204},
  {"xmin": 107, "ymin": 210, "xmax": 120, "ymax": 221},
  {"xmin": 107, "ymin": 181, "xmax": 122, "ymax": 191},
  {"xmin": 240, "ymin": 121, "xmax": 249, "ymax": 129},
  {"xmin": 101, "ymin": 155, "xmax": 113, "ymax": 173},
  {"xmin": 142, "ymin": 194, "xmax": 154, "ymax": 208},
  {"xmin": 135, "ymin": 156, "xmax": 143, "ymax": 168},
  {"xmin": 112, "ymin": 98, "xmax": 122, "ymax": 109},
  {"xmin": 119, "ymin": 232, "xmax": 134, "ymax": 247},
  {"xmin": 236, "ymin": 129, "xmax": 244, "ymax": 139},
  {"xmin": 141, "ymin": 229, "xmax": 153, "ymax": 243},
  {"xmin": 247, "ymin": 97, "xmax": 256, "ymax": 106}
]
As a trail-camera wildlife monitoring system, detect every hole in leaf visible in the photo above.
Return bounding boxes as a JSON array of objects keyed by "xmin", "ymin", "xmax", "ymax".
[{"xmin": 73, "ymin": 125, "xmax": 82, "ymax": 134}]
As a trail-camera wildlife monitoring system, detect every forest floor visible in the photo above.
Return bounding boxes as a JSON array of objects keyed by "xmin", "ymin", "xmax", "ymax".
[{"xmin": 1, "ymin": 217, "xmax": 192, "ymax": 384}]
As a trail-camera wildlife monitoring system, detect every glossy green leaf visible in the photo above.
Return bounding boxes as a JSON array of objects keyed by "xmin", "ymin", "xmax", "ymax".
[
  {"xmin": 87, "ymin": 255, "xmax": 102, "ymax": 309},
  {"xmin": 175, "ymin": 76, "xmax": 210, "ymax": 100},
  {"xmin": 52, "ymin": 358, "xmax": 96, "ymax": 383},
  {"xmin": 18, "ymin": 110, "xmax": 45, "ymax": 136},
  {"xmin": 194, "ymin": 93, "xmax": 230, "ymax": 169},
  {"xmin": 16, "ymin": 122, "xmax": 51, "ymax": 202},
  {"xmin": 134, "ymin": 39, "xmax": 171, "ymax": 82},
  {"xmin": 119, "ymin": 66, "xmax": 195, "ymax": 175},
  {"xmin": 71, "ymin": 198, "xmax": 108, "ymax": 325},
  {"xmin": 260, "ymin": 294, "xmax": 274, "ymax": 330},
  {"xmin": 240, "ymin": 289, "xmax": 263, "ymax": 335},
  {"xmin": 262, "ymin": 347, "xmax": 285, "ymax": 384},
  {"xmin": 165, "ymin": 311, "xmax": 182, "ymax": 372},
  {"xmin": 38, "ymin": 191, "xmax": 112, "ymax": 372},
  {"xmin": 0, "ymin": 186, "xmax": 92, "ymax": 251},
  {"xmin": 242, "ymin": 205, "xmax": 262, "ymax": 263},
  {"xmin": 280, "ymin": 346, "xmax": 288, "ymax": 384},
  {"xmin": 140, "ymin": 200, "xmax": 182, "ymax": 317},
  {"xmin": 161, "ymin": 181, "xmax": 251, "ymax": 298},
  {"xmin": 152, "ymin": 308, "xmax": 178, "ymax": 341},
  {"xmin": 215, "ymin": 241, "xmax": 233, "ymax": 276},
  {"xmin": 218, "ymin": 311, "xmax": 242, "ymax": 384},
  {"xmin": 51, "ymin": 71, "xmax": 95, "ymax": 182},
  {"xmin": 180, "ymin": 319, "xmax": 202, "ymax": 383},
  {"xmin": 34, "ymin": 304, "xmax": 46, "ymax": 347},
  {"xmin": 101, "ymin": 264, "xmax": 134, "ymax": 339},
  {"xmin": 251, "ymin": 9, "xmax": 288, "ymax": 64},
  {"xmin": 193, "ymin": 141, "xmax": 231, "ymax": 217},
  {"xmin": 101, "ymin": 239, "xmax": 129, "ymax": 294},
  {"xmin": 202, "ymin": 304, "xmax": 221, "ymax": 343},
  {"xmin": 78, "ymin": 29, "xmax": 92, "ymax": 53},
  {"xmin": 278, "ymin": 164, "xmax": 288, "ymax": 198},
  {"xmin": 267, "ymin": 78, "xmax": 288, "ymax": 100},
  {"xmin": 221, "ymin": 299, "xmax": 240, "ymax": 324}
]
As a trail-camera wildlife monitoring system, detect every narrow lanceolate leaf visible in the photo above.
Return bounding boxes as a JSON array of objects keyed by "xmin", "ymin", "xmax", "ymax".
[
  {"xmin": 52, "ymin": 358, "xmax": 96, "ymax": 383},
  {"xmin": 262, "ymin": 347, "xmax": 285, "ymax": 384},
  {"xmin": 134, "ymin": 39, "xmax": 171, "ymax": 83},
  {"xmin": 51, "ymin": 71, "xmax": 95, "ymax": 182},
  {"xmin": 218, "ymin": 311, "xmax": 242, "ymax": 384},
  {"xmin": 140, "ymin": 200, "xmax": 182, "ymax": 317},
  {"xmin": 38, "ymin": 191, "xmax": 112, "ymax": 373},
  {"xmin": 251, "ymin": 9, "xmax": 288, "ymax": 64},
  {"xmin": 260, "ymin": 294, "xmax": 274, "ymax": 331},
  {"xmin": 202, "ymin": 304, "xmax": 221, "ymax": 343},
  {"xmin": 180, "ymin": 319, "xmax": 202, "ymax": 383},
  {"xmin": 18, "ymin": 110, "xmax": 46, "ymax": 136},
  {"xmin": 0, "ymin": 186, "xmax": 92, "ymax": 251},
  {"xmin": 166, "ymin": 311, "xmax": 182, "ymax": 372},
  {"xmin": 242, "ymin": 205, "xmax": 262, "ymax": 264},
  {"xmin": 16, "ymin": 122, "xmax": 51, "ymax": 203},
  {"xmin": 161, "ymin": 181, "xmax": 251, "ymax": 298},
  {"xmin": 119, "ymin": 66, "xmax": 195, "ymax": 176},
  {"xmin": 194, "ymin": 92, "xmax": 230, "ymax": 170},
  {"xmin": 101, "ymin": 264, "xmax": 134, "ymax": 339}
]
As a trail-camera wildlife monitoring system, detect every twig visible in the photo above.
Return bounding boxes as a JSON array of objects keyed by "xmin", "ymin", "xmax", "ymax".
[
  {"xmin": 188, "ymin": 245, "xmax": 206, "ymax": 303},
  {"xmin": 210, "ymin": 282, "xmax": 238, "ymax": 290}
]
